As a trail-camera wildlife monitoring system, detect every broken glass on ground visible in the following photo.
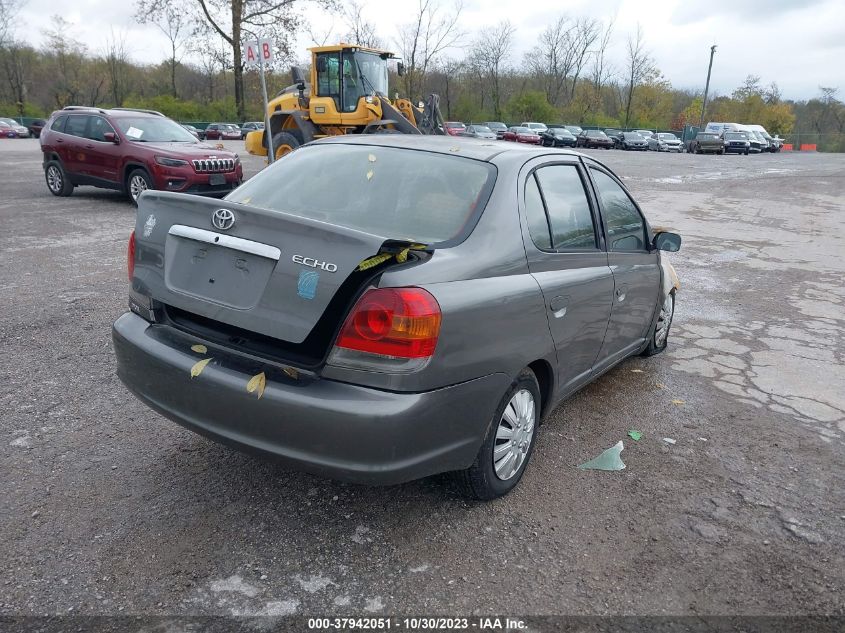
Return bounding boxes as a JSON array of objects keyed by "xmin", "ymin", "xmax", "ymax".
[{"xmin": 577, "ymin": 441, "xmax": 626, "ymax": 471}]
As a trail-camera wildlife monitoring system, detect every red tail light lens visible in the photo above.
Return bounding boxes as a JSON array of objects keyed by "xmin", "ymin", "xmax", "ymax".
[
  {"xmin": 336, "ymin": 288, "xmax": 441, "ymax": 358},
  {"xmin": 127, "ymin": 230, "xmax": 136, "ymax": 281}
]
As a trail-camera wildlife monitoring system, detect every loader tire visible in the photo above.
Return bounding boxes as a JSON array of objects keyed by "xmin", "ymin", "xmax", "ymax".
[{"xmin": 271, "ymin": 132, "xmax": 301, "ymax": 159}]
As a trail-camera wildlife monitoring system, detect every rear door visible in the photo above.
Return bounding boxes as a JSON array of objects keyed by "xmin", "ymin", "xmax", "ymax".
[
  {"xmin": 60, "ymin": 114, "xmax": 90, "ymax": 175},
  {"xmin": 587, "ymin": 166, "xmax": 660, "ymax": 367},
  {"xmin": 78, "ymin": 115, "xmax": 121, "ymax": 184},
  {"xmin": 519, "ymin": 157, "xmax": 614, "ymax": 395}
]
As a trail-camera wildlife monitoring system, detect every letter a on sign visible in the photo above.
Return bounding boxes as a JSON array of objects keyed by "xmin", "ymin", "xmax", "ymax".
[{"xmin": 245, "ymin": 45, "xmax": 257, "ymax": 65}]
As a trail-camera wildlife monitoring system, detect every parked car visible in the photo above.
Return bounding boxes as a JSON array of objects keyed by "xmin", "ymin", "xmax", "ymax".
[
  {"xmin": 576, "ymin": 129, "xmax": 614, "ymax": 149},
  {"xmin": 40, "ymin": 106, "xmax": 243, "ymax": 205},
  {"xmin": 721, "ymin": 131, "xmax": 749, "ymax": 155},
  {"xmin": 751, "ymin": 130, "xmax": 769, "ymax": 152},
  {"xmin": 746, "ymin": 124, "xmax": 781, "ymax": 152},
  {"xmin": 461, "ymin": 124, "xmax": 497, "ymax": 140},
  {"xmin": 240, "ymin": 121, "xmax": 264, "ymax": 139},
  {"xmin": 604, "ymin": 129, "xmax": 624, "ymax": 147},
  {"xmin": 690, "ymin": 132, "xmax": 727, "ymax": 154},
  {"xmin": 0, "ymin": 117, "xmax": 29, "ymax": 137},
  {"xmin": 112, "ymin": 135, "xmax": 682, "ymax": 500},
  {"xmin": 634, "ymin": 129, "xmax": 655, "ymax": 140},
  {"xmin": 620, "ymin": 132, "xmax": 649, "ymax": 151},
  {"xmin": 484, "ymin": 121, "xmax": 508, "ymax": 139},
  {"xmin": 444, "ymin": 121, "xmax": 467, "ymax": 136},
  {"xmin": 503, "ymin": 126, "xmax": 542, "ymax": 144},
  {"xmin": 204, "ymin": 123, "xmax": 242, "ymax": 141},
  {"xmin": 648, "ymin": 132, "xmax": 684, "ymax": 152},
  {"xmin": 539, "ymin": 127, "xmax": 577, "ymax": 147},
  {"xmin": 741, "ymin": 131, "xmax": 762, "ymax": 153},
  {"xmin": 182, "ymin": 124, "xmax": 201, "ymax": 139},
  {"xmin": 564, "ymin": 125, "xmax": 583, "ymax": 136},
  {"xmin": 0, "ymin": 121, "xmax": 18, "ymax": 138},
  {"xmin": 27, "ymin": 118, "xmax": 47, "ymax": 138},
  {"xmin": 521, "ymin": 122, "xmax": 548, "ymax": 133}
]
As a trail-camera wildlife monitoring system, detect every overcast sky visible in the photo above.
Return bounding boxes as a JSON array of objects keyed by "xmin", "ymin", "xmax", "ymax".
[{"xmin": 15, "ymin": 0, "xmax": 845, "ymax": 100}]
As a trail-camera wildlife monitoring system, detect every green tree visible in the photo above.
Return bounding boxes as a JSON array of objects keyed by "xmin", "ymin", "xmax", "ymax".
[{"xmin": 506, "ymin": 91, "xmax": 557, "ymax": 122}]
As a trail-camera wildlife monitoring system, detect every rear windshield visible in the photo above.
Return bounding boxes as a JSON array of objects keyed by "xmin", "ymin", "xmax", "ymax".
[{"xmin": 226, "ymin": 145, "xmax": 497, "ymax": 245}]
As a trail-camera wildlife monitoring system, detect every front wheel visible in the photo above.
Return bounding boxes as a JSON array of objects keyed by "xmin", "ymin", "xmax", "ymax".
[
  {"xmin": 45, "ymin": 160, "xmax": 74, "ymax": 197},
  {"xmin": 642, "ymin": 291, "xmax": 675, "ymax": 356},
  {"xmin": 454, "ymin": 368, "xmax": 540, "ymax": 500},
  {"xmin": 127, "ymin": 168, "xmax": 153, "ymax": 206}
]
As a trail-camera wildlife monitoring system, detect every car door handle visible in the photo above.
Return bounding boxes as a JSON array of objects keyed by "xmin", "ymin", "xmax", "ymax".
[
  {"xmin": 550, "ymin": 295, "xmax": 569, "ymax": 318},
  {"xmin": 615, "ymin": 285, "xmax": 628, "ymax": 302},
  {"xmin": 85, "ymin": 144, "xmax": 94, "ymax": 149}
]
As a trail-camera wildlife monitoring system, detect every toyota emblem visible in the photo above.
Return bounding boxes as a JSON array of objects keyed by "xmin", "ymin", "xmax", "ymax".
[{"xmin": 212, "ymin": 208, "xmax": 235, "ymax": 231}]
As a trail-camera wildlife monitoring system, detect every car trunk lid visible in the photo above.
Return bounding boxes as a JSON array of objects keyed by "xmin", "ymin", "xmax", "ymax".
[{"xmin": 133, "ymin": 191, "xmax": 408, "ymax": 346}]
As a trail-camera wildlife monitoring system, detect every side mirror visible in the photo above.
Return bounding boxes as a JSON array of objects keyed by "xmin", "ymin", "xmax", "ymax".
[
  {"xmin": 654, "ymin": 231, "xmax": 682, "ymax": 252},
  {"xmin": 291, "ymin": 65, "xmax": 306, "ymax": 87},
  {"xmin": 103, "ymin": 132, "xmax": 118, "ymax": 144},
  {"xmin": 397, "ymin": 62, "xmax": 405, "ymax": 77}
]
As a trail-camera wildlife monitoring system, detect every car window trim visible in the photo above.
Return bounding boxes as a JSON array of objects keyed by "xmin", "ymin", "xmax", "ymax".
[
  {"xmin": 584, "ymin": 163, "xmax": 652, "ymax": 254},
  {"xmin": 530, "ymin": 161, "xmax": 603, "ymax": 254}
]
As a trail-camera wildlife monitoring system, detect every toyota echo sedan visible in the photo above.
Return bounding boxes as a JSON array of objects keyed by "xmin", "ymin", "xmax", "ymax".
[{"xmin": 113, "ymin": 136, "xmax": 681, "ymax": 500}]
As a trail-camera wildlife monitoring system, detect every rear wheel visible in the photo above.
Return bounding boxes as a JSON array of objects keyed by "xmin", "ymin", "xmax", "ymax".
[
  {"xmin": 454, "ymin": 368, "xmax": 540, "ymax": 500},
  {"xmin": 45, "ymin": 160, "xmax": 73, "ymax": 197},
  {"xmin": 272, "ymin": 131, "xmax": 301, "ymax": 159},
  {"xmin": 127, "ymin": 168, "xmax": 153, "ymax": 206},
  {"xmin": 642, "ymin": 290, "xmax": 675, "ymax": 356}
]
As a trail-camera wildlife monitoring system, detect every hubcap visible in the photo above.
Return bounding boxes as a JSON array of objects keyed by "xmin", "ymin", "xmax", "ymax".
[
  {"xmin": 129, "ymin": 175, "xmax": 148, "ymax": 200},
  {"xmin": 655, "ymin": 294, "xmax": 674, "ymax": 347},
  {"xmin": 492, "ymin": 389, "xmax": 536, "ymax": 481},
  {"xmin": 47, "ymin": 165, "xmax": 62, "ymax": 192}
]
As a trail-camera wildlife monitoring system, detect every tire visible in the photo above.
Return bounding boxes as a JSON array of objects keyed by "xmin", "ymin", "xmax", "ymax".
[
  {"xmin": 126, "ymin": 168, "xmax": 153, "ymax": 206},
  {"xmin": 642, "ymin": 290, "xmax": 675, "ymax": 356},
  {"xmin": 454, "ymin": 368, "xmax": 541, "ymax": 501},
  {"xmin": 45, "ymin": 160, "xmax": 73, "ymax": 197},
  {"xmin": 271, "ymin": 131, "xmax": 301, "ymax": 159}
]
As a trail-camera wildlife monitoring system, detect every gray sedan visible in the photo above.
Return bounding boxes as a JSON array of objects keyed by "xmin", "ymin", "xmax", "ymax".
[{"xmin": 113, "ymin": 136, "xmax": 681, "ymax": 500}]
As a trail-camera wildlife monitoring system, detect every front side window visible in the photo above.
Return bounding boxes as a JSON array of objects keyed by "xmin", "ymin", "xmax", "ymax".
[
  {"xmin": 535, "ymin": 165, "xmax": 597, "ymax": 250},
  {"xmin": 87, "ymin": 116, "xmax": 116, "ymax": 142},
  {"xmin": 590, "ymin": 169, "xmax": 647, "ymax": 251}
]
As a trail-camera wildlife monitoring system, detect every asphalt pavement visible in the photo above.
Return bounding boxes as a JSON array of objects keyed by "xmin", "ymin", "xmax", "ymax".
[{"xmin": 1, "ymin": 139, "xmax": 843, "ymax": 624}]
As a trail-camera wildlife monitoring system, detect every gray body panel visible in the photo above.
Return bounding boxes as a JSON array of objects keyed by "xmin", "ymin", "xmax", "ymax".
[{"xmin": 114, "ymin": 136, "xmax": 674, "ymax": 484}]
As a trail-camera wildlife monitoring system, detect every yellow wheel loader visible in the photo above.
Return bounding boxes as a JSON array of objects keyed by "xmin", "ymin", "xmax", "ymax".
[{"xmin": 244, "ymin": 44, "xmax": 446, "ymax": 160}]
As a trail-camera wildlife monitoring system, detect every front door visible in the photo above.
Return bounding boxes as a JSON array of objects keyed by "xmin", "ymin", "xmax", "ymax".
[
  {"xmin": 520, "ymin": 159, "xmax": 615, "ymax": 396},
  {"xmin": 587, "ymin": 167, "xmax": 660, "ymax": 367},
  {"xmin": 78, "ymin": 115, "xmax": 122, "ymax": 184}
]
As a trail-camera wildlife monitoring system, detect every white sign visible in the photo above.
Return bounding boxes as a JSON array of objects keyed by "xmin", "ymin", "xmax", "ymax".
[{"xmin": 244, "ymin": 39, "xmax": 274, "ymax": 67}]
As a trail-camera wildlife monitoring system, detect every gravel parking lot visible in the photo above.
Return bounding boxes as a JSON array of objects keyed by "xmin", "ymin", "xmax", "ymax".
[{"xmin": 1, "ymin": 139, "xmax": 843, "ymax": 622}]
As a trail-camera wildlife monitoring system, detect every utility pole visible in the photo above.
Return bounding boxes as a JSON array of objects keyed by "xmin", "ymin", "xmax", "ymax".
[{"xmin": 699, "ymin": 45, "xmax": 717, "ymax": 130}]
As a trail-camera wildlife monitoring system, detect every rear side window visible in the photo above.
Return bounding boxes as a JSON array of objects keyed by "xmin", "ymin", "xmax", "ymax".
[
  {"xmin": 535, "ymin": 165, "xmax": 597, "ymax": 250},
  {"xmin": 227, "ymin": 145, "xmax": 497, "ymax": 246},
  {"xmin": 524, "ymin": 175, "xmax": 551, "ymax": 249},
  {"xmin": 64, "ymin": 115, "xmax": 89, "ymax": 137},
  {"xmin": 50, "ymin": 116, "xmax": 67, "ymax": 132},
  {"xmin": 590, "ymin": 169, "xmax": 647, "ymax": 251}
]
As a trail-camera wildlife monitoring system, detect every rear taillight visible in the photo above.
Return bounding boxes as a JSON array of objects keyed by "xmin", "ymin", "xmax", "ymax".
[
  {"xmin": 329, "ymin": 287, "xmax": 441, "ymax": 373},
  {"xmin": 127, "ymin": 230, "xmax": 136, "ymax": 281}
]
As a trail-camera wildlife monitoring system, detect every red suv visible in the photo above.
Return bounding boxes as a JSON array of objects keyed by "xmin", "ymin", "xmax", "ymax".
[{"xmin": 40, "ymin": 107, "xmax": 244, "ymax": 205}]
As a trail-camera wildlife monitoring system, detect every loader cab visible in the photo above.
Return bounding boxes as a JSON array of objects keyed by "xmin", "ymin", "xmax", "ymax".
[{"xmin": 311, "ymin": 46, "xmax": 392, "ymax": 124}]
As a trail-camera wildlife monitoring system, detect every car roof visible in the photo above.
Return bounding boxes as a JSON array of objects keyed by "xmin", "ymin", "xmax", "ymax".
[{"xmin": 312, "ymin": 134, "xmax": 591, "ymax": 164}]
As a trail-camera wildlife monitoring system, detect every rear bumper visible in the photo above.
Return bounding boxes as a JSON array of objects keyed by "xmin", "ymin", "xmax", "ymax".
[{"xmin": 112, "ymin": 312, "xmax": 508, "ymax": 485}]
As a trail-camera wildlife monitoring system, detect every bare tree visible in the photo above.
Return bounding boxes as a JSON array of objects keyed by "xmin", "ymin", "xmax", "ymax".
[
  {"xmin": 104, "ymin": 30, "xmax": 132, "ymax": 106},
  {"xmin": 395, "ymin": 0, "xmax": 463, "ymax": 101},
  {"xmin": 136, "ymin": 4, "xmax": 187, "ymax": 97},
  {"xmin": 567, "ymin": 17, "xmax": 599, "ymax": 100},
  {"xmin": 0, "ymin": 0, "xmax": 25, "ymax": 48},
  {"xmin": 622, "ymin": 24, "xmax": 654, "ymax": 128},
  {"xmin": 343, "ymin": 0, "xmax": 382, "ymax": 48},
  {"xmin": 468, "ymin": 20, "xmax": 515, "ymax": 120},
  {"xmin": 135, "ymin": 0, "xmax": 333, "ymax": 120},
  {"xmin": 589, "ymin": 17, "xmax": 614, "ymax": 108}
]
